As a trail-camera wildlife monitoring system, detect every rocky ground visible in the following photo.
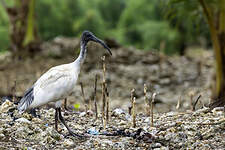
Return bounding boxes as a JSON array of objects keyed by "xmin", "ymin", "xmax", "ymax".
[
  {"xmin": 0, "ymin": 99, "xmax": 224, "ymax": 149},
  {"xmin": 0, "ymin": 37, "xmax": 224, "ymax": 149}
]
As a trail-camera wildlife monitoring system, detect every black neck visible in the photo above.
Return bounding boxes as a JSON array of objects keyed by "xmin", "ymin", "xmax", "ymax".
[{"xmin": 77, "ymin": 41, "xmax": 87, "ymax": 64}]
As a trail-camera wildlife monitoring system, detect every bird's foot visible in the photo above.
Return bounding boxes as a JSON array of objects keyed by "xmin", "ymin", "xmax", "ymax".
[
  {"xmin": 69, "ymin": 131, "xmax": 83, "ymax": 137},
  {"xmin": 64, "ymin": 107, "xmax": 74, "ymax": 112},
  {"xmin": 65, "ymin": 131, "xmax": 87, "ymax": 139}
]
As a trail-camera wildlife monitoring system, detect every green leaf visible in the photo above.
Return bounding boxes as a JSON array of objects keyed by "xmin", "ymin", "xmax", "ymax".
[{"xmin": 74, "ymin": 103, "xmax": 80, "ymax": 110}]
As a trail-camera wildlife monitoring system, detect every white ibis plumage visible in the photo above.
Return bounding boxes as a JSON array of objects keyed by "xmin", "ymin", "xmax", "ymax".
[{"xmin": 17, "ymin": 31, "xmax": 112, "ymax": 136}]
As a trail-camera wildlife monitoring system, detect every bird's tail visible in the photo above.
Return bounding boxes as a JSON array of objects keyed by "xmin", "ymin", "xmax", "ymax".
[{"xmin": 17, "ymin": 86, "xmax": 34, "ymax": 113}]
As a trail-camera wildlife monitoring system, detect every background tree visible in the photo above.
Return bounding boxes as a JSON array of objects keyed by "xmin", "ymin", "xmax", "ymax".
[
  {"xmin": 165, "ymin": 0, "xmax": 210, "ymax": 55},
  {"xmin": 36, "ymin": 0, "xmax": 83, "ymax": 40},
  {"xmin": 168, "ymin": 0, "xmax": 225, "ymax": 107},
  {"xmin": 117, "ymin": 0, "xmax": 180, "ymax": 54},
  {"xmin": 0, "ymin": 0, "xmax": 212, "ymax": 55},
  {"xmin": 0, "ymin": 0, "xmax": 40, "ymax": 58}
]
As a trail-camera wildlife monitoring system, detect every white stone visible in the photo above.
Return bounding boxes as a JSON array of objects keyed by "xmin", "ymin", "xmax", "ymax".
[
  {"xmin": 112, "ymin": 108, "xmax": 125, "ymax": 116},
  {"xmin": 16, "ymin": 118, "xmax": 31, "ymax": 124},
  {"xmin": 79, "ymin": 112, "xmax": 86, "ymax": 117},
  {"xmin": 64, "ymin": 139, "xmax": 74, "ymax": 146}
]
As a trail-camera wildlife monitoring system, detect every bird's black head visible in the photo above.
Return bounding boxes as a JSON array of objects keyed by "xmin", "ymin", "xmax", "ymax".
[{"xmin": 81, "ymin": 30, "xmax": 112, "ymax": 55}]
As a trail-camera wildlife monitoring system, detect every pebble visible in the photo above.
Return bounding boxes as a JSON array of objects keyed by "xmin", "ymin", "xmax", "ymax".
[
  {"xmin": 79, "ymin": 112, "xmax": 86, "ymax": 117},
  {"xmin": 125, "ymin": 114, "xmax": 131, "ymax": 121},
  {"xmin": 212, "ymin": 107, "xmax": 224, "ymax": 116},
  {"xmin": 112, "ymin": 108, "xmax": 126, "ymax": 116},
  {"xmin": 144, "ymin": 117, "xmax": 150, "ymax": 123},
  {"xmin": 0, "ymin": 133, "xmax": 4, "ymax": 138},
  {"xmin": 64, "ymin": 139, "xmax": 74, "ymax": 146},
  {"xmin": 16, "ymin": 118, "xmax": 31, "ymax": 124},
  {"xmin": 0, "ymin": 100, "xmax": 14, "ymax": 113},
  {"xmin": 0, "ymin": 100, "xmax": 224, "ymax": 149}
]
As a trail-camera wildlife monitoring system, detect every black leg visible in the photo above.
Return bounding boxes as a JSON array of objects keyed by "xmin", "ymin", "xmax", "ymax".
[
  {"xmin": 64, "ymin": 98, "xmax": 73, "ymax": 112},
  {"xmin": 64, "ymin": 98, "xmax": 69, "ymax": 111},
  {"xmin": 55, "ymin": 108, "xmax": 59, "ymax": 131},
  {"xmin": 58, "ymin": 107, "xmax": 82, "ymax": 137}
]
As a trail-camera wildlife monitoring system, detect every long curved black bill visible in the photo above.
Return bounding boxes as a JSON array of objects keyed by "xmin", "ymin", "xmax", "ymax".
[{"xmin": 91, "ymin": 36, "xmax": 112, "ymax": 56}]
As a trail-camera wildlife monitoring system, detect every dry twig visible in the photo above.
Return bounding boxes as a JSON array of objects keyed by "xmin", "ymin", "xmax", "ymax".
[
  {"xmin": 197, "ymin": 60, "xmax": 202, "ymax": 76},
  {"xmin": 132, "ymin": 97, "xmax": 136, "ymax": 128},
  {"xmin": 102, "ymin": 83, "xmax": 106, "ymax": 126},
  {"xmin": 101, "ymin": 56, "xmax": 106, "ymax": 128},
  {"xmin": 192, "ymin": 95, "xmax": 202, "ymax": 111},
  {"xmin": 151, "ymin": 93, "xmax": 157, "ymax": 127},
  {"xmin": 85, "ymin": 104, "xmax": 88, "ymax": 113},
  {"xmin": 189, "ymin": 91, "xmax": 194, "ymax": 111},
  {"xmin": 106, "ymin": 88, "xmax": 110, "ymax": 123},
  {"xmin": 129, "ymin": 88, "xmax": 135, "ymax": 115},
  {"xmin": 144, "ymin": 84, "xmax": 150, "ymax": 116},
  {"xmin": 12, "ymin": 80, "xmax": 17, "ymax": 103},
  {"xmin": 94, "ymin": 74, "xmax": 98, "ymax": 119},
  {"xmin": 224, "ymin": 105, "xmax": 225, "ymax": 118},
  {"xmin": 176, "ymin": 95, "xmax": 181, "ymax": 110},
  {"xmin": 80, "ymin": 82, "xmax": 86, "ymax": 103}
]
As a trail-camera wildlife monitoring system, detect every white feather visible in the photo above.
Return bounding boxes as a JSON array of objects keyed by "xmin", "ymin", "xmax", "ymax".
[{"xmin": 28, "ymin": 60, "xmax": 81, "ymax": 109}]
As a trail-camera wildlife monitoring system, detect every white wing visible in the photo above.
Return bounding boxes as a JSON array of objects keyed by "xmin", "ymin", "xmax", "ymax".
[
  {"xmin": 35, "ymin": 65, "xmax": 71, "ymax": 89},
  {"xmin": 28, "ymin": 64, "xmax": 79, "ymax": 108}
]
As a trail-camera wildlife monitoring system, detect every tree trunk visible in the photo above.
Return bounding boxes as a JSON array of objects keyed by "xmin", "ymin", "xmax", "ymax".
[
  {"xmin": 1, "ymin": 0, "xmax": 40, "ymax": 59},
  {"xmin": 199, "ymin": 0, "xmax": 225, "ymax": 108}
]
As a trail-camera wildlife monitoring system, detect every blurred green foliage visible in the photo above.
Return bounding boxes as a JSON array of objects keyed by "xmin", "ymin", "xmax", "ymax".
[
  {"xmin": 0, "ymin": 0, "xmax": 210, "ymax": 54},
  {"xmin": 165, "ymin": 0, "xmax": 211, "ymax": 50},
  {"xmin": 0, "ymin": 4, "xmax": 10, "ymax": 51},
  {"xmin": 118, "ymin": 0, "xmax": 181, "ymax": 54},
  {"xmin": 36, "ymin": 0, "xmax": 83, "ymax": 39},
  {"xmin": 136, "ymin": 21, "xmax": 180, "ymax": 54}
]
